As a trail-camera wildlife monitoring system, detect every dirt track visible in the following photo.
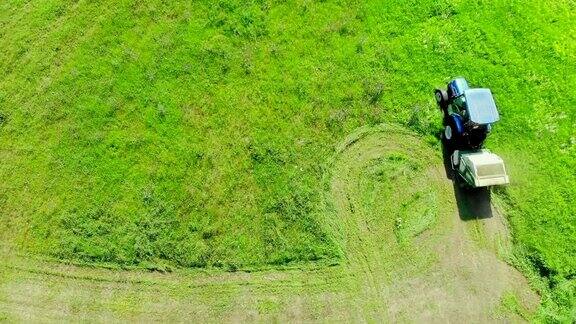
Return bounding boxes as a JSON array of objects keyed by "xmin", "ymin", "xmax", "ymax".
[
  {"xmin": 328, "ymin": 124, "xmax": 538, "ymax": 321},
  {"xmin": 0, "ymin": 125, "xmax": 538, "ymax": 322}
]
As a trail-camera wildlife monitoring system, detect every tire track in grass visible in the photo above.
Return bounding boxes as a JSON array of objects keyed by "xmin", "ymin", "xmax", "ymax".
[
  {"xmin": 0, "ymin": 124, "xmax": 538, "ymax": 321},
  {"xmin": 326, "ymin": 124, "xmax": 539, "ymax": 321}
]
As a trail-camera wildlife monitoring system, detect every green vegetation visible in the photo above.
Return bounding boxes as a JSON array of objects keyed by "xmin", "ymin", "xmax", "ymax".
[
  {"xmin": 0, "ymin": 0, "xmax": 575, "ymax": 320},
  {"xmin": 0, "ymin": 127, "xmax": 537, "ymax": 321}
]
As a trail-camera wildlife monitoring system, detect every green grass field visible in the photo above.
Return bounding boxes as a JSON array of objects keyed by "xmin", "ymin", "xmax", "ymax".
[{"xmin": 0, "ymin": 0, "xmax": 575, "ymax": 321}]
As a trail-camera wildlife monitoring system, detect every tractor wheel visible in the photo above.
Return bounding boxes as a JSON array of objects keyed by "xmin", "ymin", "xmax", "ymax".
[
  {"xmin": 434, "ymin": 89, "xmax": 449, "ymax": 115},
  {"xmin": 443, "ymin": 118, "xmax": 460, "ymax": 148},
  {"xmin": 444, "ymin": 124, "xmax": 453, "ymax": 141},
  {"xmin": 451, "ymin": 150, "xmax": 460, "ymax": 167}
]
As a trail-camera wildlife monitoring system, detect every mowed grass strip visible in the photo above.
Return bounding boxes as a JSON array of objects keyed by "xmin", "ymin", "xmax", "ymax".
[{"xmin": 0, "ymin": 0, "xmax": 575, "ymax": 320}]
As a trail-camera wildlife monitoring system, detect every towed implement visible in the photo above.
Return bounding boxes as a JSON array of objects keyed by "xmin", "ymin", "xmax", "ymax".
[
  {"xmin": 451, "ymin": 149, "xmax": 509, "ymax": 188},
  {"xmin": 435, "ymin": 78, "xmax": 509, "ymax": 188}
]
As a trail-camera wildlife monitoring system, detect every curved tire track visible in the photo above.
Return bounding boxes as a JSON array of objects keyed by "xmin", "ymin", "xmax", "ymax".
[
  {"xmin": 327, "ymin": 124, "xmax": 538, "ymax": 321},
  {"xmin": 0, "ymin": 124, "xmax": 538, "ymax": 322}
]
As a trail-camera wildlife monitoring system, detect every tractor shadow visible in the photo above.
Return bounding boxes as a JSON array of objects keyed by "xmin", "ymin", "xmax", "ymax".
[{"xmin": 440, "ymin": 136, "xmax": 493, "ymax": 221}]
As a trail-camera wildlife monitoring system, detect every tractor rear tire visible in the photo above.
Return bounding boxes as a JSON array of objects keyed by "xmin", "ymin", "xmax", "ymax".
[
  {"xmin": 444, "ymin": 124, "xmax": 453, "ymax": 141},
  {"xmin": 435, "ymin": 89, "xmax": 449, "ymax": 115},
  {"xmin": 443, "ymin": 118, "xmax": 461, "ymax": 149}
]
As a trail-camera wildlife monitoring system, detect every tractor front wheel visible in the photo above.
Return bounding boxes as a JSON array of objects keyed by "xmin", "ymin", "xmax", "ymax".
[{"xmin": 435, "ymin": 89, "xmax": 449, "ymax": 115}]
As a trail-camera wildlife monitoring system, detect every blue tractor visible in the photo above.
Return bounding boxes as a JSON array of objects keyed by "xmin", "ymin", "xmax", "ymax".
[{"xmin": 435, "ymin": 78, "xmax": 500, "ymax": 149}]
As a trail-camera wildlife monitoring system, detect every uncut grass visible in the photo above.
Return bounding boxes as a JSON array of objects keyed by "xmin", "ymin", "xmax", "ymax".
[{"xmin": 0, "ymin": 0, "xmax": 575, "ymax": 320}]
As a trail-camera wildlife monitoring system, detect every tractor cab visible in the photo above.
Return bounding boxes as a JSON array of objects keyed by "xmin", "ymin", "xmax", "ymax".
[
  {"xmin": 451, "ymin": 88, "xmax": 500, "ymax": 125},
  {"xmin": 435, "ymin": 78, "xmax": 500, "ymax": 149}
]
